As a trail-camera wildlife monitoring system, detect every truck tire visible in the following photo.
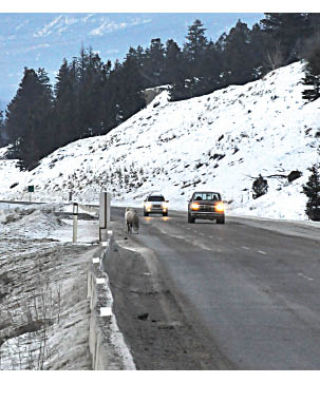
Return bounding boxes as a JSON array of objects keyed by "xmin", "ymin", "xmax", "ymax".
[{"xmin": 216, "ymin": 215, "xmax": 225, "ymax": 224}]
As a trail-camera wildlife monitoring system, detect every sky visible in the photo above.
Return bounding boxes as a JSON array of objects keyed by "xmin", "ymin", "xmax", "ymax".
[{"xmin": 0, "ymin": 12, "xmax": 263, "ymax": 107}]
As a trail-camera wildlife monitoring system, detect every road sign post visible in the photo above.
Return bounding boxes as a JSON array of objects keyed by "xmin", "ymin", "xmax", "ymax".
[
  {"xmin": 28, "ymin": 185, "xmax": 34, "ymax": 202},
  {"xmin": 99, "ymin": 192, "xmax": 111, "ymax": 242},
  {"xmin": 73, "ymin": 202, "xmax": 78, "ymax": 243}
]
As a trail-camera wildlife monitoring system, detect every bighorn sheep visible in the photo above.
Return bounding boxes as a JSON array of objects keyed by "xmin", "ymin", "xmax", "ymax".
[{"xmin": 125, "ymin": 208, "xmax": 139, "ymax": 234}]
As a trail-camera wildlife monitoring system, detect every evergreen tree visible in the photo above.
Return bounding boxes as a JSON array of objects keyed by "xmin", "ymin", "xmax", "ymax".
[
  {"xmin": 54, "ymin": 58, "xmax": 80, "ymax": 147},
  {"xmin": 252, "ymin": 174, "xmax": 269, "ymax": 199},
  {"xmin": 184, "ymin": 19, "xmax": 208, "ymax": 67},
  {"xmin": 261, "ymin": 13, "xmax": 309, "ymax": 65},
  {"xmin": 143, "ymin": 39, "xmax": 166, "ymax": 86},
  {"xmin": 302, "ymin": 40, "xmax": 320, "ymax": 101},
  {"xmin": 6, "ymin": 67, "xmax": 53, "ymax": 170},
  {"xmin": 35, "ymin": 68, "xmax": 54, "ymax": 157},
  {"xmin": 305, "ymin": 14, "xmax": 320, "ymax": 37},
  {"xmin": 164, "ymin": 39, "xmax": 183, "ymax": 83},
  {"xmin": 303, "ymin": 164, "xmax": 320, "ymax": 221},
  {"xmin": 170, "ymin": 20, "xmax": 210, "ymax": 100},
  {"xmin": 0, "ymin": 110, "xmax": 5, "ymax": 147},
  {"xmin": 201, "ymin": 40, "xmax": 223, "ymax": 86},
  {"xmin": 169, "ymin": 77, "xmax": 196, "ymax": 101},
  {"xmin": 78, "ymin": 48, "xmax": 108, "ymax": 137},
  {"xmin": 250, "ymin": 23, "xmax": 269, "ymax": 77},
  {"xmin": 108, "ymin": 49, "xmax": 146, "ymax": 125},
  {"xmin": 120, "ymin": 50, "xmax": 146, "ymax": 117},
  {"xmin": 224, "ymin": 20, "xmax": 255, "ymax": 85}
]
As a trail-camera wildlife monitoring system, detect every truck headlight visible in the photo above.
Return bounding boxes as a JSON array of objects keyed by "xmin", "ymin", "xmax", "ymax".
[
  {"xmin": 144, "ymin": 202, "xmax": 152, "ymax": 210},
  {"xmin": 191, "ymin": 202, "xmax": 200, "ymax": 210},
  {"xmin": 162, "ymin": 202, "xmax": 168, "ymax": 210},
  {"xmin": 215, "ymin": 202, "xmax": 225, "ymax": 212}
]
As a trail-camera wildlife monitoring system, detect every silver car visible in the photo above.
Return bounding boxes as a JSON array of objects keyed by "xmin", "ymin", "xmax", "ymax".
[{"xmin": 143, "ymin": 194, "xmax": 169, "ymax": 216}]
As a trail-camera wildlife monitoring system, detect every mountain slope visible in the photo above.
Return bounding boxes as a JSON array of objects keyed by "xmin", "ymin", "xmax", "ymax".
[{"xmin": 0, "ymin": 61, "xmax": 319, "ymax": 220}]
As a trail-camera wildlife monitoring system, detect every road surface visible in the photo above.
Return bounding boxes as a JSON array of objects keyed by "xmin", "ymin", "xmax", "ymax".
[{"xmin": 105, "ymin": 207, "xmax": 320, "ymax": 369}]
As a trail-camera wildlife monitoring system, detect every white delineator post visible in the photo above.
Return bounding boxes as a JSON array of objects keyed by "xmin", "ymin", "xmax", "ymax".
[
  {"xmin": 73, "ymin": 202, "xmax": 79, "ymax": 243},
  {"xmin": 99, "ymin": 192, "xmax": 111, "ymax": 242}
]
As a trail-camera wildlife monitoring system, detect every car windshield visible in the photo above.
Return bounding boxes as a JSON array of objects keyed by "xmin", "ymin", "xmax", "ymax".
[
  {"xmin": 193, "ymin": 192, "xmax": 220, "ymax": 201},
  {"xmin": 148, "ymin": 196, "xmax": 165, "ymax": 202}
]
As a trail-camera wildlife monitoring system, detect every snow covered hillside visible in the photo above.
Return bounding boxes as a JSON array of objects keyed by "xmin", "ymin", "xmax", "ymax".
[{"xmin": 0, "ymin": 61, "xmax": 319, "ymax": 220}]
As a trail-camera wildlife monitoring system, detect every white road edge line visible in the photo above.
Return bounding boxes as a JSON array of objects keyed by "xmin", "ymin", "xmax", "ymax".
[
  {"xmin": 241, "ymin": 246, "xmax": 250, "ymax": 250},
  {"xmin": 257, "ymin": 250, "xmax": 267, "ymax": 255},
  {"xmin": 298, "ymin": 273, "xmax": 314, "ymax": 281}
]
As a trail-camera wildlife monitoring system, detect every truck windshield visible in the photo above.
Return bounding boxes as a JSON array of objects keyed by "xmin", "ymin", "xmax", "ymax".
[
  {"xmin": 148, "ymin": 196, "xmax": 165, "ymax": 202},
  {"xmin": 193, "ymin": 192, "xmax": 220, "ymax": 201}
]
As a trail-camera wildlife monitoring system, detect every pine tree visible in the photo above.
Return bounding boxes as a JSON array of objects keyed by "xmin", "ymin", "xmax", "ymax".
[
  {"xmin": 252, "ymin": 174, "xmax": 269, "ymax": 199},
  {"xmin": 169, "ymin": 77, "xmax": 195, "ymax": 101},
  {"xmin": 6, "ymin": 67, "xmax": 53, "ymax": 170},
  {"xmin": 117, "ymin": 49, "xmax": 146, "ymax": 118},
  {"xmin": 261, "ymin": 13, "xmax": 309, "ymax": 65},
  {"xmin": 201, "ymin": 40, "xmax": 223, "ymax": 87},
  {"xmin": 224, "ymin": 20, "xmax": 255, "ymax": 85},
  {"xmin": 77, "ymin": 48, "xmax": 108, "ymax": 137},
  {"xmin": 250, "ymin": 23, "xmax": 269, "ymax": 77},
  {"xmin": 184, "ymin": 19, "xmax": 208, "ymax": 66},
  {"xmin": 163, "ymin": 40, "xmax": 184, "ymax": 84},
  {"xmin": 0, "ymin": 110, "xmax": 5, "ymax": 147},
  {"xmin": 303, "ymin": 164, "xmax": 320, "ymax": 221},
  {"xmin": 170, "ymin": 20, "xmax": 209, "ymax": 100},
  {"xmin": 302, "ymin": 41, "xmax": 320, "ymax": 102},
  {"xmin": 53, "ymin": 60, "xmax": 75, "ymax": 148},
  {"xmin": 35, "ymin": 68, "xmax": 54, "ymax": 158},
  {"xmin": 143, "ymin": 39, "xmax": 166, "ymax": 86}
]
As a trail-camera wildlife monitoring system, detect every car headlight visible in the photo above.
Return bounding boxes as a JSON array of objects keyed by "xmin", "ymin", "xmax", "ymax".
[
  {"xmin": 191, "ymin": 202, "xmax": 200, "ymax": 210},
  {"xmin": 144, "ymin": 202, "xmax": 152, "ymax": 209},
  {"xmin": 162, "ymin": 202, "xmax": 168, "ymax": 209},
  {"xmin": 215, "ymin": 202, "xmax": 225, "ymax": 212}
]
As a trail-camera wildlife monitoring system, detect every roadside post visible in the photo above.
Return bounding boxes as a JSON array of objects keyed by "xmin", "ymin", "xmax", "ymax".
[
  {"xmin": 73, "ymin": 202, "xmax": 79, "ymax": 243},
  {"xmin": 99, "ymin": 192, "xmax": 111, "ymax": 242},
  {"xmin": 28, "ymin": 185, "xmax": 34, "ymax": 202}
]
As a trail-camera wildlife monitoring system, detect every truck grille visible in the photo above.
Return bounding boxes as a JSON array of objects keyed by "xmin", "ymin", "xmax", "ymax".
[{"xmin": 199, "ymin": 205, "xmax": 215, "ymax": 212}]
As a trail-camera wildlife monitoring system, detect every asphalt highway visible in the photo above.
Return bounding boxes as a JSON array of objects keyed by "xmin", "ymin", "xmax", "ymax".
[{"xmin": 110, "ymin": 207, "xmax": 320, "ymax": 369}]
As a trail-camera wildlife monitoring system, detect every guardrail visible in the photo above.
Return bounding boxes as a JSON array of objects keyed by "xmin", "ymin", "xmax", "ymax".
[
  {"xmin": 2, "ymin": 189, "xmax": 102, "ymax": 205},
  {"xmin": 87, "ymin": 232, "xmax": 135, "ymax": 370}
]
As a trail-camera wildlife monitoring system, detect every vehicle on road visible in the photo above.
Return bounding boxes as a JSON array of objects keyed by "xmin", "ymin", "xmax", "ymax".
[
  {"xmin": 188, "ymin": 191, "xmax": 225, "ymax": 224},
  {"xmin": 143, "ymin": 194, "xmax": 169, "ymax": 216}
]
